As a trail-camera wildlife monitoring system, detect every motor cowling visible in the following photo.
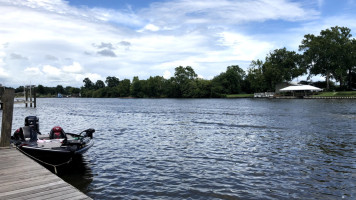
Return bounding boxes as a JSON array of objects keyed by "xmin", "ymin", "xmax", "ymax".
[{"xmin": 25, "ymin": 116, "xmax": 39, "ymax": 133}]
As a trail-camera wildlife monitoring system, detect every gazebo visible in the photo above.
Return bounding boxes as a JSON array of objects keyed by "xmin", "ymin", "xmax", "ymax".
[{"xmin": 279, "ymin": 85, "xmax": 322, "ymax": 97}]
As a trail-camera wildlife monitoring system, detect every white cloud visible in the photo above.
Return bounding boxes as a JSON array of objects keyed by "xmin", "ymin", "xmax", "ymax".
[
  {"xmin": 163, "ymin": 70, "xmax": 172, "ymax": 79},
  {"xmin": 0, "ymin": 67, "xmax": 9, "ymax": 78},
  {"xmin": 141, "ymin": 0, "xmax": 319, "ymax": 27},
  {"xmin": 139, "ymin": 24, "xmax": 160, "ymax": 32},
  {"xmin": 317, "ymin": 0, "xmax": 324, "ymax": 8},
  {"xmin": 0, "ymin": 0, "xmax": 354, "ymax": 87},
  {"xmin": 42, "ymin": 65, "xmax": 62, "ymax": 80},
  {"xmin": 42, "ymin": 65, "xmax": 60, "ymax": 75},
  {"xmin": 75, "ymin": 73, "xmax": 103, "ymax": 83},
  {"xmin": 218, "ymin": 32, "xmax": 273, "ymax": 61},
  {"xmin": 62, "ymin": 62, "xmax": 83, "ymax": 73},
  {"xmin": 24, "ymin": 67, "xmax": 42, "ymax": 76}
]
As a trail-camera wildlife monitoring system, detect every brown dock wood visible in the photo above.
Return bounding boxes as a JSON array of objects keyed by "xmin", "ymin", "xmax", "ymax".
[
  {"xmin": 0, "ymin": 89, "xmax": 15, "ymax": 147},
  {"xmin": 0, "ymin": 148, "xmax": 92, "ymax": 200}
]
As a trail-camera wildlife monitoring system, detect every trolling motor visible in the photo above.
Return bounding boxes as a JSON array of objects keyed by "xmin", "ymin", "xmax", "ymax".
[{"xmin": 80, "ymin": 128, "xmax": 95, "ymax": 139}]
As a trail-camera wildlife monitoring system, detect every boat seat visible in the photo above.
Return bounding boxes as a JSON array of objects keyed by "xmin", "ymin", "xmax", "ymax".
[{"xmin": 49, "ymin": 126, "xmax": 66, "ymax": 139}]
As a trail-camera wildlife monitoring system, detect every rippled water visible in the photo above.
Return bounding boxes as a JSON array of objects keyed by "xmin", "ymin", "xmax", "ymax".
[{"xmin": 3, "ymin": 98, "xmax": 356, "ymax": 199}]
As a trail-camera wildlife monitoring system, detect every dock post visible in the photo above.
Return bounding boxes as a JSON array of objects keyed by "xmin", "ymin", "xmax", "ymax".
[
  {"xmin": 25, "ymin": 87, "xmax": 28, "ymax": 107},
  {"xmin": 34, "ymin": 86, "xmax": 37, "ymax": 108},
  {"xmin": 0, "ymin": 89, "xmax": 15, "ymax": 147},
  {"xmin": 30, "ymin": 85, "xmax": 32, "ymax": 108}
]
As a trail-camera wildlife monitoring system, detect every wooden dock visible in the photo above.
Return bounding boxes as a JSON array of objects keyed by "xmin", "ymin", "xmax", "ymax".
[{"xmin": 0, "ymin": 148, "xmax": 92, "ymax": 200}]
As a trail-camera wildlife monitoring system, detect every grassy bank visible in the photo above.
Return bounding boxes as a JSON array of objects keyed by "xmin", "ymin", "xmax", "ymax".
[
  {"xmin": 227, "ymin": 91, "xmax": 356, "ymax": 98},
  {"xmin": 312, "ymin": 91, "xmax": 356, "ymax": 97},
  {"xmin": 226, "ymin": 94, "xmax": 254, "ymax": 98}
]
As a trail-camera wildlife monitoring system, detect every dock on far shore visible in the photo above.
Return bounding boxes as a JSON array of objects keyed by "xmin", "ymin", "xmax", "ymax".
[
  {"xmin": 0, "ymin": 85, "xmax": 37, "ymax": 110},
  {"xmin": 0, "ymin": 147, "xmax": 92, "ymax": 200}
]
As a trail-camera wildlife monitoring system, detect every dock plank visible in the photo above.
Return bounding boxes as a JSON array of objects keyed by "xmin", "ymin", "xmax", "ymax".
[
  {"xmin": 9, "ymin": 185, "xmax": 76, "ymax": 200},
  {"xmin": 0, "ymin": 148, "xmax": 92, "ymax": 200}
]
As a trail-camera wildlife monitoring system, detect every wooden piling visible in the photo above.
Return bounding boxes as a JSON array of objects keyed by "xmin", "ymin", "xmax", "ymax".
[
  {"xmin": 34, "ymin": 86, "xmax": 37, "ymax": 108},
  {"xmin": 25, "ymin": 87, "xmax": 28, "ymax": 107},
  {"xmin": 30, "ymin": 86, "xmax": 33, "ymax": 107},
  {"xmin": 0, "ymin": 89, "xmax": 15, "ymax": 147}
]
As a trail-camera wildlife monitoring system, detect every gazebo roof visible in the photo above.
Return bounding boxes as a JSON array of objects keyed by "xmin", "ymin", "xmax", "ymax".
[{"xmin": 280, "ymin": 85, "xmax": 323, "ymax": 91}]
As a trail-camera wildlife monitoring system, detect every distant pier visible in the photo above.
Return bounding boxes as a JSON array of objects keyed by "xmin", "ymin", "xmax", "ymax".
[{"xmin": 0, "ymin": 85, "xmax": 36, "ymax": 110}]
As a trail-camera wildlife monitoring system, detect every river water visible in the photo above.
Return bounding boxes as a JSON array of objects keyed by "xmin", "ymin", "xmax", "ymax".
[{"xmin": 4, "ymin": 98, "xmax": 356, "ymax": 199}]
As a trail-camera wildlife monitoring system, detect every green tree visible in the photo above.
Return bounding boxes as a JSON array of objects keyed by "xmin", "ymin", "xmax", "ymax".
[
  {"xmin": 65, "ymin": 86, "xmax": 80, "ymax": 96},
  {"xmin": 246, "ymin": 60, "xmax": 266, "ymax": 93},
  {"xmin": 117, "ymin": 79, "xmax": 131, "ymax": 97},
  {"xmin": 56, "ymin": 85, "xmax": 65, "ymax": 94},
  {"xmin": 262, "ymin": 48, "xmax": 304, "ymax": 91},
  {"xmin": 131, "ymin": 76, "xmax": 145, "ymax": 98},
  {"xmin": 174, "ymin": 66, "xmax": 198, "ymax": 97},
  {"xmin": 95, "ymin": 80, "xmax": 105, "ymax": 89},
  {"xmin": 106, "ymin": 87, "xmax": 120, "ymax": 97},
  {"xmin": 146, "ymin": 76, "xmax": 165, "ymax": 97},
  {"xmin": 105, "ymin": 76, "xmax": 120, "ymax": 88},
  {"xmin": 188, "ymin": 79, "xmax": 212, "ymax": 98},
  {"xmin": 164, "ymin": 77, "xmax": 179, "ymax": 98},
  {"xmin": 299, "ymin": 26, "xmax": 353, "ymax": 90},
  {"xmin": 83, "ymin": 77, "xmax": 94, "ymax": 89},
  {"xmin": 14, "ymin": 86, "xmax": 24, "ymax": 94},
  {"xmin": 211, "ymin": 65, "xmax": 246, "ymax": 96},
  {"xmin": 349, "ymin": 39, "xmax": 356, "ymax": 88},
  {"xmin": 37, "ymin": 85, "xmax": 45, "ymax": 95}
]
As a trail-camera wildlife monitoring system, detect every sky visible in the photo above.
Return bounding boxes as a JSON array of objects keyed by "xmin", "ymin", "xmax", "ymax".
[{"xmin": 0, "ymin": 0, "xmax": 356, "ymax": 87}]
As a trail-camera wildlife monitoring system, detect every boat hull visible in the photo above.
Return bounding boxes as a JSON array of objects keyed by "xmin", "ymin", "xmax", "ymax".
[{"xmin": 18, "ymin": 140, "xmax": 94, "ymax": 165}]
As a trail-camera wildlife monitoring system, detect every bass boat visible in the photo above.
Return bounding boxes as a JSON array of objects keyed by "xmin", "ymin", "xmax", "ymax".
[{"xmin": 11, "ymin": 116, "xmax": 95, "ymax": 167}]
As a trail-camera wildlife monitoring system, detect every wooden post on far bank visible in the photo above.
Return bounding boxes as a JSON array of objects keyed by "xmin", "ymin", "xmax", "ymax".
[
  {"xmin": 0, "ymin": 89, "xmax": 15, "ymax": 147},
  {"xmin": 25, "ymin": 87, "xmax": 28, "ymax": 107},
  {"xmin": 34, "ymin": 86, "xmax": 36, "ymax": 108},
  {"xmin": 30, "ymin": 86, "xmax": 32, "ymax": 107}
]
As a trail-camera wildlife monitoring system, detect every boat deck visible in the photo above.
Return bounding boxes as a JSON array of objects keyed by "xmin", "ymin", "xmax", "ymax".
[{"xmin": 0, "ymin": 147, "xmax": 92, "ymax": 200}]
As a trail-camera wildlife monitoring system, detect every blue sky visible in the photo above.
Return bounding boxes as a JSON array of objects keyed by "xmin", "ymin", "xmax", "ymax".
[{"xmin": 0, "ymin": 0, "xmax": 355, "ymax": 87}]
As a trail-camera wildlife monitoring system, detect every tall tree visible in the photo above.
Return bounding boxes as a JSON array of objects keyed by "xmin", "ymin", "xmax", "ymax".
[
  {"xmin": 246, "ymin": 60, "xmax": 266, "ymax": 93},
  {"xmin": 117, "ymin": 79, "xmax": 131, "ymax": 97},
  {"xmin": 83, "ymin": 77, "xmax": 94, "ymax": 89},
  {"xmin": 95, "ymin": 80, "xmax": 105, "ymax": 89},
  {"xmin": 212, "ymin": 65, "xmax": 246, "ymax": 95},
  {"xmin": 56, "ymin": 85, "xmax": 65, "ymax": 94},
  {"xmin": 131, "ymin": 76, "xmax": 145, "ymax": 98},
  {"xmin": 146, "ymin": 76, "xmax": 165, "ymax": 98},
  {"xmin": 263, "ymin": 48, "xmax": 304, "ymax": 91},
  {"xmin": 105, "ymin": 76, "xmax": 120, "ymax": 88},
  {"xmin": 349, "ymin": 39, "xmax": 356, "ymax": 88},
  {"xmin": 174, "ymin": 66, "xmax": 198, "ymax": 97},
  {"xmin": 299, "ymin": 26, "xmax": 353, "ymax": 90},
  {"xmin": 37, "ymin": 85, "xmax": 45, "ymax": 95}
]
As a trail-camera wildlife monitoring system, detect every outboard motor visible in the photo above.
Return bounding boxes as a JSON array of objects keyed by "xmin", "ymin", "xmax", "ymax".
[
  {"xmin": 24, "ymin": 116, "xmax": 40, "ymax": 142},
  {"xmin": 25, "ymin": 116, "xmax": 40, "ymax": 133}
]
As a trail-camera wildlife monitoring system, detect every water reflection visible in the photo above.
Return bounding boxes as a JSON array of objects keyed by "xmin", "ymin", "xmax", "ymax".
[{"xmin": 57, "ymin": 155, "xmax": 93, "ymax": 193}]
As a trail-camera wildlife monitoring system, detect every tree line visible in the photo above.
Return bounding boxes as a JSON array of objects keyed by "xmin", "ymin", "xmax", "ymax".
[
  {"xmin": 80, "ymin": 65, "xmax": 247, "ymax": 98},
  {"xmin": 13, "ymin": 26, "xmax": 356, "ymax": 98},
  {"xmin": 80, "ymin": 26, "xmax": 356, "ymax": 98},
  {"xmin": 14, "ymin": 85, "xmax": 80, "ymax": 97}
]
